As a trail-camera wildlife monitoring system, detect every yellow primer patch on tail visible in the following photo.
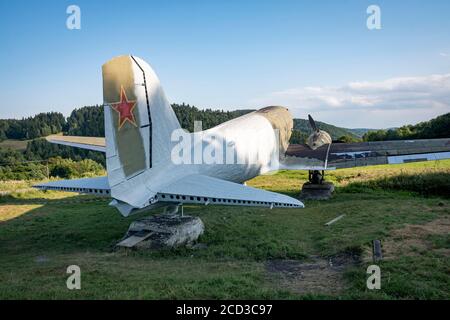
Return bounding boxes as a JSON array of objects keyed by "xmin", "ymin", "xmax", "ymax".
[{"xmin": 102, "ymin": 55, "xmax": 146, "ymax": 178}]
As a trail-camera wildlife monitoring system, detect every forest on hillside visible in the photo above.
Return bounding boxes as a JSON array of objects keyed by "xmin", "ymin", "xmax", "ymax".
[
  {"xmin": 293, "ymin": 119, "xmax": 361, "ymax": 142},
  {"xmin": 362, "ymin": 113, "xmax": 450, "ymax": 141},
  {"xmin": 0, "ymin": 104, "xmax": 253, "ymax": 142},
  {"xmin": 0, "ymin": 104, "xmax": 258, "ymax": 180},
  {"xmin": 0, "ymin": 112, "xmax": 65, "ymax": 141},
  {"xmin": 0, "ymin": 104, "xmax": 449, "ymax": 180}
]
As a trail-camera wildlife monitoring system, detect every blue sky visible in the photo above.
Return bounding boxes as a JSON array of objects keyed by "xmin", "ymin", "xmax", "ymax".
[{"xmin": 1, "ymin": 0, "xmax": 449, "ymax": 128}]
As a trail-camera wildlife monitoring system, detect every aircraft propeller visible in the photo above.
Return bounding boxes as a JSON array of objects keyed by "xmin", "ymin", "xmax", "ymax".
[
  {"xmin": 306, "ymin": 114, "xmax": 332, "ymax": 150},
  {"xmin": 308, "ymin": 114, "xmax": 318, "ymax": 132}
]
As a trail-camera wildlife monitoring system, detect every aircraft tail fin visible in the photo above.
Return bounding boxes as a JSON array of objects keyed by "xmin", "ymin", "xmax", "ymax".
[{"xmin": 102, "ymin": 55, "xmax": 181, "ymax": 188}]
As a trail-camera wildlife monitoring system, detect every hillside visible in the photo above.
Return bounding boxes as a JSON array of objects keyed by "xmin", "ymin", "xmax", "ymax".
[
  {"xmin": 0, "ymin": 104, "xmax": 361, "ymax": 146},
  {"xmin": 0, "ymin": 112, "xmax": 65, "ymax": 142},
  {"xmin": 363, "ymin": 112, "xmax": 450, "ymax": 141},
  {"xmin": 346, "ymin": 128, "xmax": 376, "ymax": 137},
  {"xmin": 1, "ymin": 106, "xmax": 448, "ymax": 178},
  {"xmin": 293, "ymin": 118, "xmax": 360, "ymax": 140}
]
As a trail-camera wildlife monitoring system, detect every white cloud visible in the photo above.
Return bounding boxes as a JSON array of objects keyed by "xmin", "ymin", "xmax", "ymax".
[
  {"xmin": 440, "ymin": 52, "xmax": 450, "ymax": 57},
  {"xmin": 250, "ymin": 73, "xmax": 450, "ymax": 128}
]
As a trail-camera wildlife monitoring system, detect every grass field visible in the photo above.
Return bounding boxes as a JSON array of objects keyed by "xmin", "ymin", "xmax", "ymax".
[
  {"xmin": 0, "ymin": 134, "xmax": 63, "ymax": 152},
  {"xmin": 0, "ymin": 139, "xmax": 31, "ymax": 152},
  {"xmin": 0, "ymin": 160, "xmax": 449, "ymax": 299}
]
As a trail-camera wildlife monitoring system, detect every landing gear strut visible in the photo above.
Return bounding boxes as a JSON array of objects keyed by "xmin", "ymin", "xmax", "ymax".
[
  {"xmin": 300, "ymin": 170, "xmax": 334, "ymax": 200},
  {"xmin": 308, "ymin": 170, "xmax": 325, "ymax": 184}
]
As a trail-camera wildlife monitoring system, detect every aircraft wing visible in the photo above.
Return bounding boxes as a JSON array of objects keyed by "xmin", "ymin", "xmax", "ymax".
[
  {"xmin": 33, "ymin": 174, "xmax": 303, "ymax": 212},
  {"xmin": 34, "ymin": 176, "xmax": 110, "ymax": 195},
  {"xmin": 283, "ymin": 138, "xmax": 450, "ymax": 169},
  {"xmin": 46, "ymin": 135, "xmax": 106, "ymax": 152},
  {"xmin": 157, "ymin": 174, "xmax": 304, "ymax": 208}
]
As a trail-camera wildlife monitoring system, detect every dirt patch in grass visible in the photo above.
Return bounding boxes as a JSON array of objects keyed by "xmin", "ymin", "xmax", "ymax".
[
  {"xmin": 376, "ymin": 216, "xmax": 450, "ymax": 259},
  {"xmin": 265, "ymin": 252, "xmax": 360, "ymax": 296}
]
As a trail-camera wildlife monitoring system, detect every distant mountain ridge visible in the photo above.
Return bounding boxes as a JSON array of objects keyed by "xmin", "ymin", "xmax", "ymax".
[
  {"xmin": 346, "ymin": 128, "xmax": 377, "ymax": 137},
  {"xmin": 293, "ymin": 118, "xmax": 366, "ymax": 140}
]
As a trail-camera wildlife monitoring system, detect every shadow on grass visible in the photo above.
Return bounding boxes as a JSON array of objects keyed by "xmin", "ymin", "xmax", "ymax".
[
  {"xmin": 0, "ymin": 192, "xmax": 298, "ymax": 299},
  {"xmin": 0, "ymin": 182, "xmax": 448, "ymax": 299},
  {"xmin": 0, "ymin": 190, "xmax": 311, "ymax": 261},
  {"xmin": 0, "ymin": 192, "xmax": 154, "ymax": 255}
]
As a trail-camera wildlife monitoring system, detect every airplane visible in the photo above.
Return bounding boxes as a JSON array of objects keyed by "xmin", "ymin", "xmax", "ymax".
[{"xmin": 34, "ymin": 55, "xmax": 450, "ymax": 216}]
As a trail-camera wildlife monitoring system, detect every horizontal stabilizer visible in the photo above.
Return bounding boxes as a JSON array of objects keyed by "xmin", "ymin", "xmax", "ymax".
[
  {"xmin": 157, "ymin": 174, "xmax": 304, "ymax": 208},
  {"xmin": 46, "ymin": 135, "xmax": 106, "ymax": 152},
  {"xmin": 34, "ymin": 177, "xmax": 110, "ymax": 196}
]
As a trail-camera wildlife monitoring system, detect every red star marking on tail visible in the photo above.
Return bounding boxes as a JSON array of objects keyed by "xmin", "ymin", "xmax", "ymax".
[{"xmin": 111, "ymin": 86, "xmax": 137, "ymax": 129}]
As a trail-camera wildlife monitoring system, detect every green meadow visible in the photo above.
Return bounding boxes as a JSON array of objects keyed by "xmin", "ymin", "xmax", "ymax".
[{"xmin": 0, "ymin": 160, "xmax": 449, "ymax": 299}]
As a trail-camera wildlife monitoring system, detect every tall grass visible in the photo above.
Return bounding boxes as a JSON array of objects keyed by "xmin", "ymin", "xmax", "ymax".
[{"xmin": 341, "ymin": 171, "xmax": 450, "ymax": 198}]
